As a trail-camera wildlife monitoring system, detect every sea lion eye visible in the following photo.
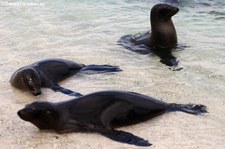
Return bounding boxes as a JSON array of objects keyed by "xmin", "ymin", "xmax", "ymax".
[
  {"xmin": 23, "ymin": 75, "xmax": 35, "ymax": 88},
  {"xmin": 28, "ymin": 78, "xmax": 33, "ymax": 85}
]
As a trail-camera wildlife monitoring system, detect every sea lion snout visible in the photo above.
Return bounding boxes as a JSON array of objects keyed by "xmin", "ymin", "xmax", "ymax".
[
  {"xmin": 162, "ymin": 5, "xmax": 179, "ymax": 18},
  {"xmin": 31, "ymin": 89, "xmax": 41, "ymax": 96},
  {"xmin": 17, "ymin": 109, "xmax": 26, "ymax": 120},
  {"xmin": 17, "ymin": 110, "xmax": 22, "ymax": 117},
  {"xmin": 17, "ymin": 106, "xmax": 34, "ymax": 121},
  {"xmin": 169, "ymin": 6, "xmax": 179, "ymax": 17}
]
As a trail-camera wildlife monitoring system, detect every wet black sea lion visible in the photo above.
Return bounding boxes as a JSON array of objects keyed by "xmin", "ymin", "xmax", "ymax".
[
  {"xmin": 10, "ymin": 59, "xmax": 121, "ymax": 97},
  {"xmin": 17, "ymin": 90, "xmax": 207, "ymax": 146},
  {"xmin": 118, "ymin": 4, "xmax": 180, "ymax": 67}
]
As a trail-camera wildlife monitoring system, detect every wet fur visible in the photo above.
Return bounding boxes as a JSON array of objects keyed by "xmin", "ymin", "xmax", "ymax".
[
  {"xmin": 18, "ymin": 90, "xmax": 207, "ymax": 146},
  {"xmin": 10, "ymin": 59, "xmax": 121, "ymax": 96},
  {"xmin": 118, "ymin": 4, "xmax": 180, "ymax": 67}
]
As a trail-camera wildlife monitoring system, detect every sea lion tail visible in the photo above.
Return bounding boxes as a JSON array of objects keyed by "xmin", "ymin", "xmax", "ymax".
[
  {"xmin": 168, "ymin": 103, "xmax": 208, "ymax": 115},
  {"xmin": 51, "ymin": 85, "xmax": 83, "ymax": 97},
  {"xmin": 80, "ymin": 65, "xmax": 122, "ymax": 73}
]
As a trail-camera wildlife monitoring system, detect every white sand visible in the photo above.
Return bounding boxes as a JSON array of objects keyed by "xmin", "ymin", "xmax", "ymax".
[{"xmin": 1, "ymin": 61, "xmax": 225, "ymax": 149}]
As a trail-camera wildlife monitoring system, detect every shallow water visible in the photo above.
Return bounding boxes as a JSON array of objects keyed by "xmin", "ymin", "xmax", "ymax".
[{"xmin": 0, "ymin": 0, "xmax": 225, "ymax": 148}]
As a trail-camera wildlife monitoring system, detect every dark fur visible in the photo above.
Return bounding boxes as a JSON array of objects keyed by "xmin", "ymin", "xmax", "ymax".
[
  {"xmin": 18, "ymin": 90, "xmax": 207, "ymax": 146},
  {"xmin": 10, "ymin": 59, "xmax": 121, "ymax": 96},
  {"xmin": 118, "ymin": 4, "xmax": 180, "ymax": 67}
]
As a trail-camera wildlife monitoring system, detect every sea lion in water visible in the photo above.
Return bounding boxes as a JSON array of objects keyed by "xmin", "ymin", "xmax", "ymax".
[
  {"xmin": 118, "ymin": 4, "xmax": 180, "ymax": 67},
  {"xmin": 10, "ymin": 59, "xmax": 121, "ymax": 97},
  {"xmin": 17, "ymin": 90, "xmax": 207, "ymax": 146}
]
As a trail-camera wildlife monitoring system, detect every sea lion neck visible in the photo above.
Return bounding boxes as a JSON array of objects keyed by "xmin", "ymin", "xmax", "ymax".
[{"xmin": 150, "ymin": 15, "xmax": 177, "ymax": 50}]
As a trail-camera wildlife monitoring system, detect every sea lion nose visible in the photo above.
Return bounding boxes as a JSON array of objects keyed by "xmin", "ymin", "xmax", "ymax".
[
  {"xmin": 32, "ymin": 90, "xmax": 41, "ymax": 96},
  {"xmin": 17, "ymin": 110, "xmax": 23, "ymax": 117},
  {"xmin": 33, "ymin": 92, "xmax": 41, "ymax": 96}
]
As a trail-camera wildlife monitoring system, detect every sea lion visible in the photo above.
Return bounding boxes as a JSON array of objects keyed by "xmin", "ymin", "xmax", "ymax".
[
  {"xmin": 17, "ymin": 90, "xmax": 207, "ymax": 146},
  {"xmin": 118, "ymin": 4, "xmax": 180, "ymax": 67},
  {"xmin": 10, "ymin": 59, "xmax": 121, "ymax": 97}
]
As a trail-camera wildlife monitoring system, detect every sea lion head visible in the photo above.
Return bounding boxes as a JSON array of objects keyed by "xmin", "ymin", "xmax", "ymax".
[
  {"xmin": 151, "ymin": 4, "xmax": 179, "ymax": 21},
  {"xmin": 21, "ymin": 69, "xmax": 42, "ymax": 96},
  {"xmin": 17, "ymin": 101, "xmax": 59, "ymax": 130}
]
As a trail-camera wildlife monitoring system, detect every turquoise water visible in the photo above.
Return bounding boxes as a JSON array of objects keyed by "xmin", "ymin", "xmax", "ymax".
[{"xmin": 0, "ymin": 0, "xmax": 225, "ymax": 148}]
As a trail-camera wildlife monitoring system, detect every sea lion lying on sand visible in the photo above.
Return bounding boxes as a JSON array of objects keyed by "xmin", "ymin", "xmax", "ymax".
[
  {"xmin": 18, "ymin": 90, "xmax": 207, "ymax": 146},
  {"xmin": 10, "ymin": 59, "xmax": 121, "ymax": 97}
]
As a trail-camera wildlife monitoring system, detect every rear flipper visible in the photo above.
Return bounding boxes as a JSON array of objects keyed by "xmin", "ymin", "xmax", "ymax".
[
  {"xmin": 168, "ymin": 103, "xmax": 208, "ymax": 115},
  {"xmin": 50, "ymin": 85, "xmax": 83, "ymax": 97},
  {"xmin": 99, "ymin": 129, "xmax": 151, "ymax": 147},
  {"xmin": 117, "ymin": 34, "xmax": 151, "ymax": 55},
  {"xmin": 80, "ymin": 65, "xmax": 122, "ymax": 73}
]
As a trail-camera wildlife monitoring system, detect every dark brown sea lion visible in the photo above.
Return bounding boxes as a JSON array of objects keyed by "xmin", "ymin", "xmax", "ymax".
[
  {"xmin": 10, "ymin": 59, "xmax": 121, "ymax": 97},
  {"xmin": 17, "ymin": 90, "xmax": 207, "ymax": 146},
  {"xmin": 118, "ymin": 4, "xmax": 180, "ymax": 67}
]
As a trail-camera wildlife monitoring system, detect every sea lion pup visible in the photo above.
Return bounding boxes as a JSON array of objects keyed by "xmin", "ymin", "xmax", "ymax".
[
  {"xmin": 118, "ymin": 4, "xmax": 180, "ymax": 67},
  {"xmin": 10, "ymin": 59, "xmax": 121, "ymax": 97},
  {"xmin": 17, "ymin": 90, "xmax": 207, "ymax": 146}
]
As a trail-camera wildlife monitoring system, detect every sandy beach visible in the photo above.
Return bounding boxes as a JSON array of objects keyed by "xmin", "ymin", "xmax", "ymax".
[
  {"xmin": 1, "ymin": 0, "xmax": 225, "ymax": 148},
  {"xmin": 1, "ymin": 59, "xmax": 225, "ymax": 149}
]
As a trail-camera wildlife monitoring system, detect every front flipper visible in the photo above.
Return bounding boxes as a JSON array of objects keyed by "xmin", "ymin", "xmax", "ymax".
[
  {"xmin": 160, "ymin": 57, "xmax": 179, "ymax": 67},
  {"xmin": 99, "ymin": 129, "xmax": 151, "ymax": 147},
  {"xmin": 50, "ymin": 84, "xmax": 83, "ymax": 97},
  {"xmin": 154, "ymin": 50, "xmax": 183, "ymax": 70}
]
